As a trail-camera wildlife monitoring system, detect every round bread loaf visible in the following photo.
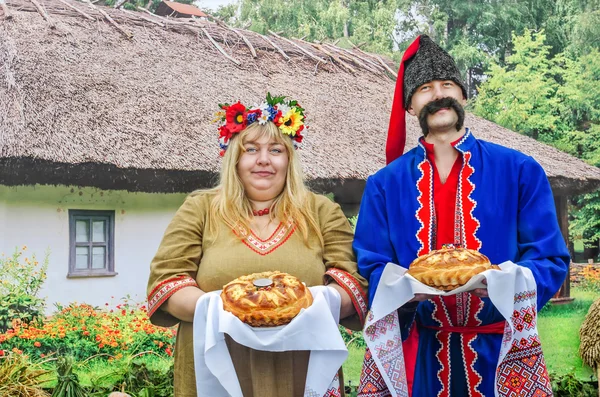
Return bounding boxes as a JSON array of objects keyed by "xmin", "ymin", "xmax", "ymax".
[
  {"xmin": 221, "ymin": 271, "xmax": 313, "ymax": 327},
  {"xmin": 406, "ymin": 246, "xmax": 498, "ymax": 291}
]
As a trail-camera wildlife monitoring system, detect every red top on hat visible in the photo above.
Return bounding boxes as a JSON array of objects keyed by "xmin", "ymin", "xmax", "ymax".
[{"xmin": 386, "ymin": 36, "xmax": 422, "ymax": 165}]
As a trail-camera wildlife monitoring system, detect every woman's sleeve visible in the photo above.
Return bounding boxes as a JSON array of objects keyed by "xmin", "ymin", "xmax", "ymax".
[
  {"xmin": 146, "ymin": 194, "xmax": 205, "ymax": 327},
  {"xmin": 317, "ymin": 196, "xmax": 369, "ymax": 330}
]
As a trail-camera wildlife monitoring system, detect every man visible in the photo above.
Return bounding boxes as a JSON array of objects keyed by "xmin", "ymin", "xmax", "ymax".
[{"xmin": 354, "ymin": 35, "xmax": 569, "ymax": 396}]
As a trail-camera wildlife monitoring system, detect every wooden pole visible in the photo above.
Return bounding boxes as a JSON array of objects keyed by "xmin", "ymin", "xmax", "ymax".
[
  {"xmin": 0, "ymin": 0, "xmax": 12, "ymax": 19},
  {"xmin": 310, "ymin": 43, "xmax": 355, "ymax": 74},
  {"xmin": 375, "ymin": 55, "xmax": 397, "ymax": 78},
  {"xmin": 85, "ymin": 0, "xmax": 133, "ymax": 39},
  {"xmin": 260, "ymin": 34, "xmax": 290, "ymax": 61},
  {"xmin": 29, "ymin": 0, "xmax": 56, "ymax": 28},
  {"xmin": 200, "ymin": 27, "xmax": 241, "ymax": 66},
  {"xmin": 232, "ymin": 28, "xmax": 257, "ymax": 58},
  {"xmin": 120, "ymin": 8, "xmax": 164, "ymax": 27},
  {"xmin": 56, "ymin": 0, "xmax": 95, "ymax": 20},
  {"xmin": 268, "ymin": 30, "xmax": 327, "ymax": 64}
]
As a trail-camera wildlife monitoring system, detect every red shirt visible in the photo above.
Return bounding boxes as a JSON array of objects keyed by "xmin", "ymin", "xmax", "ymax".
[{"xmin": 421, "ymin": 139, "xmax": 463, "ymax": 249}]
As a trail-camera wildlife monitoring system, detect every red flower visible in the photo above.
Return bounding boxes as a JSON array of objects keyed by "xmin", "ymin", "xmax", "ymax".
[
  {"xmin": 294, "ymin": 132, "xmax": 304, "ymax": 143},
  {"xmin": 273, "ymin": 110, "xmax": 283, "ymax": 126},
  {"xmin": 225, "ymin": 102, "xmax": 247, "ymax": 133},
  {"xmin": 218, "ymin": 125, "xmax": 233, "ymax": 142},
  {"xmin": 165, "ymin": 347, "xmax": 173, "ymax": 356}
]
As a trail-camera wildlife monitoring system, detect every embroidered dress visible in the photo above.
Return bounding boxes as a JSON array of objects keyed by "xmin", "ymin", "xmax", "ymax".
[
  {"xmin": 147, "ymin": 191, "xmax": 368, "ymax": 397},
  {"xmin": 354, "ymin": 130, "xmax": 569, "ymax": 397}
]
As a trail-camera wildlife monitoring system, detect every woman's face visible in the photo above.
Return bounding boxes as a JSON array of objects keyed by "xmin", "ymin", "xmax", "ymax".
[{"xmin": 237, "ymin": 133, "xmax": 289, "ymax": 202}]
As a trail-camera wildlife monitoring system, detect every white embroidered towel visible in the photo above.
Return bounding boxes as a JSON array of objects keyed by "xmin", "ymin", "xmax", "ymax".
[{"xmin": 193, "ymin": 285, "xmax": 348, "ymax": 397}]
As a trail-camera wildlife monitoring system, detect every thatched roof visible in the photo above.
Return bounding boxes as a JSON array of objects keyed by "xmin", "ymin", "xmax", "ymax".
[{"xmin": 1, "ymin": 0, "xmax": 599, "ymax": 197}]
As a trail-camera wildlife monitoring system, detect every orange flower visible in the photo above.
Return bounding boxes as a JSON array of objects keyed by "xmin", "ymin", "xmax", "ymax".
[{"xmin": 34, "ymin": 341, "xmax": 41, "ymax": 347}]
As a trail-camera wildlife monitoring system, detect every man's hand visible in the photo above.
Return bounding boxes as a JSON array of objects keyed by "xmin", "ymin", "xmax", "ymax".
[
  {"xmin": 470, "ymin": 278, "xmax": 489, "ymax": 298},
  {"xmin": 410, "ymin": 293, "xmax": 438, "ymax": 302}
]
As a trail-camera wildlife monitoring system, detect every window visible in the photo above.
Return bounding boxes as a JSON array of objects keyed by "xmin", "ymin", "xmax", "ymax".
[{"xmin": 68, "ymin": 210, "xmax": 116, "ymax": 277}]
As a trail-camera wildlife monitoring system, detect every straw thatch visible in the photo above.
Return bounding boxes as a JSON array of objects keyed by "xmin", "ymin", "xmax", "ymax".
[{"xmin": 1, "ymin": 0, "xmax": 599, "ymax": 197}]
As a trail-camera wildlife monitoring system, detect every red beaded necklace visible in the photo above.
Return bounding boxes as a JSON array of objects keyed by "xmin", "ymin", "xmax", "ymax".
[{"xmin": 252, "ymin": 208, "xmax": 270, "ymax": 217}]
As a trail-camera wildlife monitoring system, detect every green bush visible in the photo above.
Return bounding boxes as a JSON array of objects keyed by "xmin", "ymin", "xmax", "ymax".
[
  {"xmin": 550, "ymin": 371, "xmax": 598, "ymax": 396},
  {"xmin": 0, "ymin": 301, "xmax": 176, "ymax": 361},
  {"xmin": 339, "ymin": 326, "xmax": 366, "ymax": 348},
  {"xmin": 0, "ymin": 247, "xmax": 48, "ymax": 332}
]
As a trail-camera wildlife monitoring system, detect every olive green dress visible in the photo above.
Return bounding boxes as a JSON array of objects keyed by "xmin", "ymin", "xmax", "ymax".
[{"xmin": 147, "ymin": 191, "xmax": 367, "ymax": 397}]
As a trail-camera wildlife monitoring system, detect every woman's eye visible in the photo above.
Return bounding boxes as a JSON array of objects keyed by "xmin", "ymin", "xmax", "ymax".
[
  {"xmin": 245, "ymin": 147, "xmax": 257, "ymax": 153},
  {"xmin": 271, "ymin": 148, "xmax": 283, "ymax": 154}
]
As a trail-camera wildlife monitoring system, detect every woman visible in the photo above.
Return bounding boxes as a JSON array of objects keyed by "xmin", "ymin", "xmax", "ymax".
[{"xmin": 146, "ymin": 95, "xmax": 368, "ymax": 397}]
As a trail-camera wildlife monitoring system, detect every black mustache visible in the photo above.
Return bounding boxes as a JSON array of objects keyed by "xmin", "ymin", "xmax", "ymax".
[{"xmin": 418, "ymin": 97, "xmax": 465, "ymax": 136}]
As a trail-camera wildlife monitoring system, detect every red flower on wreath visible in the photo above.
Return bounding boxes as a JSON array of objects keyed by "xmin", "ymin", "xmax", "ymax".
[
  {"xmin": 218, "ymin": 125, "xmax": 233, "ymax": 142},
  {"xmin": 225, "ymin": 102, "xmax": 247, "ymax": 133},
  {"xmin": 273, "ymin": 110, "xmax": 283, "ymax": 126}
]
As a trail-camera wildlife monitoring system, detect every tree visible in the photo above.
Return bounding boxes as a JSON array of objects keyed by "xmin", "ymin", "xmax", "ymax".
[
  {"xmin": 472, "ymin": 29, "xmax": 600, "ymax": 248},
  {"xmin": 471, "ymin": 30, "xmax": 564, "ymax": 144},
  {"xmin": 236, "ymin": 0, "xmax": 401, "ymax": 58}
]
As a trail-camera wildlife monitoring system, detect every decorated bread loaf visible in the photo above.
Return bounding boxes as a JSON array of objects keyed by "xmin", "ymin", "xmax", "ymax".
[
  {"xmin": 221, "ymin": 271, "xmax": 313, "ymax": 327},
  {"xmin": 407, "ymin": 245, "xmax": 499, "ymax": 291}
]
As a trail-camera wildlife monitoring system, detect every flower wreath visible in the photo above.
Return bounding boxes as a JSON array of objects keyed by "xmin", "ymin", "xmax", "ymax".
[{"xmin": 214, "ymin": 93, "xmax": 307, "ymax": 156}]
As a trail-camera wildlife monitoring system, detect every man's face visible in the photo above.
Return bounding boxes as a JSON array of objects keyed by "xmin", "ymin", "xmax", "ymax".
[{"xmin": 407, "ymin": 80, "xmax": 466, "ymax": 135}]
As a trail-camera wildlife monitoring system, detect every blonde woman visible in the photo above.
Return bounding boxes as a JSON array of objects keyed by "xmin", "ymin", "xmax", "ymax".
[{"xmin": 146, "ymin": 95, "xmax": 368, "ymax": 397}]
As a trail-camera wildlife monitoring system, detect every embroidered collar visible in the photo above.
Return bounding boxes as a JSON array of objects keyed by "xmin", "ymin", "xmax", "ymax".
[{"xmin": 417, "ymin": 128, "xmax": 475, "ymax": 156}]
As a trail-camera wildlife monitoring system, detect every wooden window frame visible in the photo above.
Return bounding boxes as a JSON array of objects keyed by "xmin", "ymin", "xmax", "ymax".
[{"xmin": 68, "ymin": 210, "xmax": 117, "ymax": 278}]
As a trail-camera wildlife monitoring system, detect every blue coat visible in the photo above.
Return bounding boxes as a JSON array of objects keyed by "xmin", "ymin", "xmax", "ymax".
[{"xmin": 354, "ymin": 129, "xmax": 569, "ymax": 396}]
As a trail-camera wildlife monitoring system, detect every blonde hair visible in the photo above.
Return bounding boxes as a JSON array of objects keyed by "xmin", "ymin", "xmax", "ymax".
[{"xmin": 205, "ymin": 122, "xmax": 323, "ymax": 247}]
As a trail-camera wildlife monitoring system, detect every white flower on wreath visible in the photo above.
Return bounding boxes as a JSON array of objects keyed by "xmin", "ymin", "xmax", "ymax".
[
  {"xmin": 257, "ymin": 102, "xmax": 271, "ymax": 125},
  {"xmin": 276, "ymin": 103, "xmax": 291, "ymax": 116}
]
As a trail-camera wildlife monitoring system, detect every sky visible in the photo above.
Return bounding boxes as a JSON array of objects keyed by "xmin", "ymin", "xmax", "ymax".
[{"xmin": 196, "ymin": 0, "xmax": 236, "ymax": 11}]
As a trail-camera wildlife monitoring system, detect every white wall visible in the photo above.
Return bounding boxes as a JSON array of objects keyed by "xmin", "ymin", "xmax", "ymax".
[{"xmin": 0, "ymin": 184, "xmax": 188, "ymax": 312}]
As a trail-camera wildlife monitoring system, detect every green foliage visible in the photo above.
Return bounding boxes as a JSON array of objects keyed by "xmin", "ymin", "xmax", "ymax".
[
  {"xmin": 471, "ymin": 29, "xmax": 600, "ymax": 245},
  {"xmin": 338, "ymin": 325, "xmax": 366, "ymax": 348},
  {"xmin": 209, "ymin": 3, "xmax": 238, "ymax": 23},
  {"xmin": 550, "ymin": 372, "xmax": 598, "ymax": 396},
  {"xmin": 348, "ymin": 215, "xmax": 358, "ymax": 231},
  {"xmin": 52, "ymin": 356, "xmax": 86, "ymax": 397},
  {"xmin": 472, "ymin": 30, "xmax": 564, "ymax": 143},
  {"xmin": 571, "ymin": 191, "xmax": 600, "ymax": 247},
  {"xmin": 0, "ymin": 301, "xmax": 176, "ymax": 362},
  {"xmin": 0, "ymin": 247, "xmax": 48, "ymax": 333},
  {"xmin": 0, "ymin": 353, "xmax": 50, "ymax": 397},
  {"xmin": 237, "ymin": 0, "xmax": 400, "ymax": 58},
  {"xmin": 87, "ymin": 358, "xmax": 174, "ymax": 396}
]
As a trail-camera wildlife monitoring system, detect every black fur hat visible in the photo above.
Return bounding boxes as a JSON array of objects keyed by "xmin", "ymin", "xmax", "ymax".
[{"xmin": 403, "ymin": 35, "xmax": 467, "ymax": 108}]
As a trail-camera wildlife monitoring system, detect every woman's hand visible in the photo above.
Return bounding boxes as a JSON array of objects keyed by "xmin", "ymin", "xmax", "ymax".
[
  {"xmin": 327, "ymin": 283, "xmax": 356, "ymax": 320},
  {"xmin": 164, "ymin": 286, "xmax": 206, "ymax": 323}
]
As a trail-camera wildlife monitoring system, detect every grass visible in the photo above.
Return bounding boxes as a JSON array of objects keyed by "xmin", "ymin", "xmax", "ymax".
[
  {"xmin": 342, "ymin": 343, "xmax": 365, "ymax": 386},
  {"xmin": 341, "ymin": 287, "xmax": 599, "ymax": 385},
  {"xmin": 538, "ymin": 288, "xmax": 598, "ymax": 380}
]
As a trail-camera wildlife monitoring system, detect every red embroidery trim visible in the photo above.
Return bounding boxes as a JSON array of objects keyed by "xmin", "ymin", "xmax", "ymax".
[
  {"xmin": 416, "ymin": 157, "xmax": 435, "ymax": 256},
  {"xmin": 147, "ymin": 275, "xmax": 198, "ymax": 318},
  {"xmin": 242, "ymin": 223, "xmax": 296, "ymax": 256},
  {"xmin": 325, "ymin": 268, "xmax": 368, "ymax": 324}
]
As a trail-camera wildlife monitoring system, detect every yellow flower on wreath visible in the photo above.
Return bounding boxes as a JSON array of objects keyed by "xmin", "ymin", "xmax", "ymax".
[{"xmin": 278, "ymin": 107, "xmax": 304, "ymax": 136}]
